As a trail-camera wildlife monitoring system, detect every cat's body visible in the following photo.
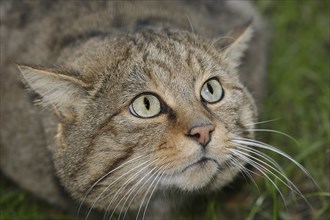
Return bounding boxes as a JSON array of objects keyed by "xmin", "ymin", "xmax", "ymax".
[{"xmin": 0, "ymin": 1, "xmax": 268, "ymax": 218}]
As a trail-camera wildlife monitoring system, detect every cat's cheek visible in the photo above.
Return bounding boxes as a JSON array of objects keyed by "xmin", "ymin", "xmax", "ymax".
[{"xmin": 206, "ymin": 124, "xmax": 231, "ymax": 152}]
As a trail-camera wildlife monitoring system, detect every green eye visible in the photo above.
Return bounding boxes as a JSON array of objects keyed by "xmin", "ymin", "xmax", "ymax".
[
  {"xmin": 129, "ymin": 94, "xmax": 161, "ymax": 118},
  {"xmin": 201, "ymin": 79, "xmax": 224, "ymax": 103}
]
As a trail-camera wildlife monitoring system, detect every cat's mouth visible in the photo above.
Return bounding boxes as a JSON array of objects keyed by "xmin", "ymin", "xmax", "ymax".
[
  {"xmin": 160, "ymin": 156, "xmax": 231, "ymax": 190},
  {"xmin": 182, "ymin": 157, "xmax": 219, "ymax": 172}
]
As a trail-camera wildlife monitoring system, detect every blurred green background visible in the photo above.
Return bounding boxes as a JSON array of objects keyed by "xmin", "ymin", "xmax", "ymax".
[{"xmin": 1, "ymin": 0, "xmax": 329, "ymax": 219}]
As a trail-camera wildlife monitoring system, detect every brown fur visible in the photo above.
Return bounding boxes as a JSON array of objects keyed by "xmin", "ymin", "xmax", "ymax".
[{"xmin": 0, "ymin": 0, "xmax": 267, "ymax": 218}]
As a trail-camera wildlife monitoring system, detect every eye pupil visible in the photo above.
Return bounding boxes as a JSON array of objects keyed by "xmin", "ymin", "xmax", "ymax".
[
  {"xmin": 130, "ymin": 94, "xmax": 161, "ymax": 118},
  {"xmin": 201, "ymin": 78, "xmax": 223, "ymax": 104},
  {"xmin": 144, "ymin": 97, "xmax": 150, "ymax": 110},
  {"xmin": 207, "ymin": 83, "xmax": 214, "ymax": 95}
]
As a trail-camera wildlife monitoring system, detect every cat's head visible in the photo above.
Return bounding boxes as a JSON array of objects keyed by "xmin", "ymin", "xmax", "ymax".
[{"xmin": 19, "ymin": 25, "xmax": 257, "ymax": 211}]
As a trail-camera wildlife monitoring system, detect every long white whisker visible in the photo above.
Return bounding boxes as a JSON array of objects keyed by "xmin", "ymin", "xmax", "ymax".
[
  {"xmin": 185, "ymin": 14, "xmax": 195, "ymax": 38},
  {"xmin": 116, "ymin": 166, "xmax": 161, "ymax": 220},
  {"xmin": 103, "ymin": 158, "xmax": 160, "ymax": 220},
  {"xmin": 232, "ymin": 149, "xmax": 287, "ymax": 205},
  {"xmin": 135, "ymin": 166, "xmax": 165, "ymax": 220},
  {"xmin": 87, "ymin": 161, "xmax": 151, "ymax": 220},
  {"xmin": 234, "ymin": 144, "xmax": 285, "ymax": 175},
  {"xmin": 77, "ymin": 155, "xmax": 146, "ymax": 218},
  {"xmin": 244, "ymin": 118, "xmax": 281, "ymax": 127},
  {"xmin": 113, "ymin": 158, "xmax": 166, "ymax": 220},
  {"xmin": 201, "ymin": 36, "xmax": 232, "ymax": 65},
  {"xmin": 247, "ymin": 129, "xmax": 299, "ymax": 145},
  {"xmin": 122, "ymin": 164, "xmax": 166, "ymax": 220},
  {"xmin": 232, "ymin": 138, "xmax": 319, "ymax": 188},
  {"xmin": 142, "ymin": 164, "xmax": 169, "ymax": 220},
  {"xmin": 233, "ymin": 144, "xmax": 298, "ymax": 197},
  {"xmin": 82, "ymin": 155, "xmax": 147, "ymax": 220},
  {"xmin": 230, "ymin": 156, "xmax": 260, "ymax": 192},
  {"xmin": 230, "ymin": 148, "xmax": 302, "ymax": 196}
]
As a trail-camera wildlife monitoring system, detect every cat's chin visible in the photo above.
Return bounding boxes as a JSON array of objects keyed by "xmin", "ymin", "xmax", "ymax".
[{"xmin": 162, "ymin": 159, "xmax": 219, "ymax": 191}]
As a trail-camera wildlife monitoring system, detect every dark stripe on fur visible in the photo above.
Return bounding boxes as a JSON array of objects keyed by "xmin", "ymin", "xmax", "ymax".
[
  {"xmin": 236, "ymin": 121, "xmax": 250, "ymax": 138},
  {"xmin": 150, "ymin": 59, "xmax": 173, "ymax": 78},
  {"xmin": 89, "ymin": 146, "xmax": 135, "ymax": 192},
  {"xmin": 72, "ymin": 111, "xmax": 121, "ymax": 181}
]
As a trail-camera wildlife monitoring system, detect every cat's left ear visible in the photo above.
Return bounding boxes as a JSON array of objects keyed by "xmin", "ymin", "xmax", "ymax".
[
  {"xmin": 17, "ymin": 64, "xmax": 89, "ymax": 118},
  {"xmin": 220, "ymin": 21, "xmax": 253, "ymax": 67}
]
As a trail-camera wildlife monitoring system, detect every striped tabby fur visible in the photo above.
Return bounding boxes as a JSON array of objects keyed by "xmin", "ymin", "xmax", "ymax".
[{"xmin": 0, "ymin": 1, "xmax": 268, "ymax": 218}]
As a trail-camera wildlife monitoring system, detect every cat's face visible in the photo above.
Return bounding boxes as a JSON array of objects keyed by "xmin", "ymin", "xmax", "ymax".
[{"xmin": 20, "ymin": 29, "xmax": 257, "ymax": 211}]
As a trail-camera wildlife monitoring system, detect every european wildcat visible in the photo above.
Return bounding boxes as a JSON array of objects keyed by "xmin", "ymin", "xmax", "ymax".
[{"xmin": 0, "ymin": 0, "xmax": 268, "ymax": 219}]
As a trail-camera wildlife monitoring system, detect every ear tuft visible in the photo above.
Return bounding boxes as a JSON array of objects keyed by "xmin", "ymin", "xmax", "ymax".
[
  {"xmin": 17, "ymin": 64, "xmax": 89, "ymax": 116},
  {"xmin": 221, "ymin": 20, "xmax": 254, "ymax": 66}
]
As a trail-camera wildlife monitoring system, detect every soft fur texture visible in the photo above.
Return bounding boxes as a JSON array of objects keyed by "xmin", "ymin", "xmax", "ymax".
[{"xmin": 0, "ymin": 1, "xmax": 267, "ymax": 218}]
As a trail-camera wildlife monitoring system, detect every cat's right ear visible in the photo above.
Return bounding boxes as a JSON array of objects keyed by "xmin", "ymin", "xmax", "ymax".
[
  {"xmin": 17, "ymin": 64, "xmax": 89, "ymax": 117},
  {"xmin": 219, "ymin": 20, "xmax": 254, "ymax": 68}
]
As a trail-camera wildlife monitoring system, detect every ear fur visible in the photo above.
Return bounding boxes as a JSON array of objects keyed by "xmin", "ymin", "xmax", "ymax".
[
  {"xmin": 17, "ymin": 64, "xmax": 89, "ymax": 116},
  {"xmin": 221, "ymin": 21, "xmax": 254, "ymax": 67}
]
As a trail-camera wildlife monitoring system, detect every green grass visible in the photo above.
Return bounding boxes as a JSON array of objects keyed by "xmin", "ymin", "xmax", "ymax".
[
  {"xmin": 1, "ymin": 0, "xmax": 329, "ymax": 219},
  {"xmin": 252, "ymin": 1, "xmax": 329, "ymax": 219},
  {"xmin": 0, "ymin": 175, "xmax": 74, "ymax": 220}
]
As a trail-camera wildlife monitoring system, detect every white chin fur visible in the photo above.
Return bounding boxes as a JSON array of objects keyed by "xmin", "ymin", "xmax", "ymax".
[{"xmin": 161, "ymin": 160, "xmax": 218, "ymax": 191}]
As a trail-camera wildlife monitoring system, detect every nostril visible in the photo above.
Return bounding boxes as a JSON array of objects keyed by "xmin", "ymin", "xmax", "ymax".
[
  {"xmin": 193, "ymin": 133, "xmax": 201, "ymax": 139},
  {"xmin": 188, "ymin": 124, "xmax": 215, "ymax": 147}
]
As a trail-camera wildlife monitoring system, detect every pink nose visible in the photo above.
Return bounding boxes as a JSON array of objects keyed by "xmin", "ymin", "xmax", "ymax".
[{"xmin": 189, "ymin": 124, "xmax": 215, "ymax": 147}]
